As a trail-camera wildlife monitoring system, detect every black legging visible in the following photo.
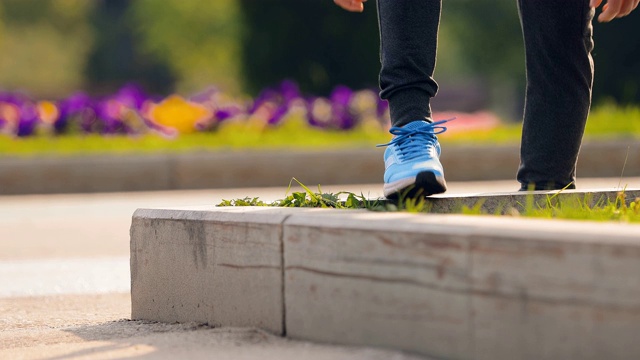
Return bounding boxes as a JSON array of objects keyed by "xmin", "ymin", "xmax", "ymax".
[{"xmin": 376, "ymin": 0, "xmax": 595, "ymax": 189}]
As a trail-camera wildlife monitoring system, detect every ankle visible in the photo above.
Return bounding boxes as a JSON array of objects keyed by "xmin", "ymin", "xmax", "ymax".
[
  {"xmin": 387, "ymin": 89, "xmax": 433, "ymax": 127},
  {"xmin": 519, "ymin": 181, "xmax": 576, "ymax": 191}
]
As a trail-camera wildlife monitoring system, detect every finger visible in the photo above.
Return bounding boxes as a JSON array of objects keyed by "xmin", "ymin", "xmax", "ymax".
[
  {"xmin": 334, "ymin": 0, "xmax": 364, "ymax": 12},
  {"xmin": 599, "ymin": 0, "xmax": 622, "ymax": 21},
  {"xmin": 338, "ymin": 0, "xmax": 364, "ymax": 12},
  {"xmin": 590, "ymin": 0, "xmax": 603, "ymax": 7},
  {"xmin": 617, "ymin": 0, "xmax": 635, "ymax": 16},
  {"xmin": 624, "ymin": 0, "xmax": 638, "ymax": 14}
]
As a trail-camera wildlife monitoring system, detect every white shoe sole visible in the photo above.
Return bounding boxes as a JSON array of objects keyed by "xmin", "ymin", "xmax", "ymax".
[{"xmin": 383, "ymin": 172, "xmax": 447, "ymax": 198}]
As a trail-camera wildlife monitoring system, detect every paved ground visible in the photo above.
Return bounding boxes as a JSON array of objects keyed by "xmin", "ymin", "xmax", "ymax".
[{"xmin": 2, "ymin": 177, "xmax": 639, "ymax": 359}]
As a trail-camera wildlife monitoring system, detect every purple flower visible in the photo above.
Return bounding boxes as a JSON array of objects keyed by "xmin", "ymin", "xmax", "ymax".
[
  {"xmin": 0, "ymin": 80, "xmax": 391, "ymax": 137},
  {"xmin": 90, "ymin": 84, "xmax": 151, "ymax": 135},
  {"xmin": 249, "ymin": 80, "xmax": 302, "ymax": 125},
  {"xmin": 112, "ymin": 83, "xmax": 148, "ymax": 110},
  {"xmin": 306, "ymin": 85, "xmax": 357, "ymax": 130},
  {"xmin": 330, "ymin": 86, "xmax": 356, "ymax": 129},
  {"xmin": 215, "ymin": 106, "xmax": 243, "ymax": 121},
  {"xmin": 57, "ymin": 92, "xmax": 95, "ymax": 134},
  {"xmin": 279, "ymin": 80, "xmax": 301, "ymax": 105},
  {"xmin": 0, "ymin": 92, "xmax": 29, "ymax": 105},
  {"xmin": 16, "ymin": 103, "xmax": 39, "ymax": 137},
  {"xmin": 0, "ymin": 93, "xmax": 40, "ymax": 137},
  {"xmin": 94, "ymin": 99, "xmax": 125, "ymax": 134},
  {"xmin": 190, "ymin": 87, "xmax": 246, "ymax": 126}
]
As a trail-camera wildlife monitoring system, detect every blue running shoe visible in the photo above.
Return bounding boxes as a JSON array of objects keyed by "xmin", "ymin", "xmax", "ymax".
[{"xmin": 377, "ymin": 119, "xmax": 450, "ymax": 198}]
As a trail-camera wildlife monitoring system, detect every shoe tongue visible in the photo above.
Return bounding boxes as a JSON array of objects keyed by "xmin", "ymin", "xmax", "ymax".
[{"xmin": 402, "ymin": 120, "xmax": 430, "ymax": 130}]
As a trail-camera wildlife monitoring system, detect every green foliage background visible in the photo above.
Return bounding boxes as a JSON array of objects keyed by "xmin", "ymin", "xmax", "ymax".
[
  {"xmin": 0, "ymin": 0, "xmax": 637, "ymax": 106},
  {"xmin": 85, "ymin": 0, "xmax": 176, "ymax": 94},
  {"xmin": 0, "ymin": 0, "xmax": 93, "ymax": 97},
  {"xmin": 238, "ymin": 0, "xmax": 380, "ymax": 95},
  {"xmin": 0, "ymin": 0, "xmax": 244, "ymax": 97},
  {"xmin": 130, "ymin": 0, "xmax": 243, "ymax": 94}
]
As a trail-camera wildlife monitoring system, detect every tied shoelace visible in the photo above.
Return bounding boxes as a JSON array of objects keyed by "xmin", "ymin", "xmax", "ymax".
[{"xmin": 376, "ymin": 119, "xmax": 452, "ymax": 161}]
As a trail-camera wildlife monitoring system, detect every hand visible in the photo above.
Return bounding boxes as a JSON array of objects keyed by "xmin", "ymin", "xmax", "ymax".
[
  {"xmin": 334, "ymin": 0, "xmax": 367, "ymax": 13},
  {"xmin": 591, "ymin": 0, "xmax": 640, "ymax": 22}
]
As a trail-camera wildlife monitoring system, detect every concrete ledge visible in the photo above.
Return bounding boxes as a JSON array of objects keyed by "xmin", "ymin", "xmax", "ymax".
[
  {"xmin": 130, "ymin": 208, "xmax": 288, "ymax": 334},
  {"xmin": 427, "ymin": 188, "xmax": 640, "ymax": 214},
  {"xmin": 131, "ymin": 200, "xmax": 640, "ymax": 360},
  {"xmin": 4, "ymin": 140, "xmax": 640, "ymax": 195}
]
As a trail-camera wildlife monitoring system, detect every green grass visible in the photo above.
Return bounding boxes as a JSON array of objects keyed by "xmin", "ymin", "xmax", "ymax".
[
  {"xmin": 583, "ymin": 102, "xmax": 640, "ymax": 139},
  {"xmin": 218, "ymin": 178, "xmax": 381, "ymax": 210},
  {"xmin": 457, "ymin": 191, "xmax": 640, "ymax": 223},
  {"xmin": 218, "ymin": 180, "xmax": 640, "ymax": 223},
  {"xmin": 2, "ymin": 103, "xmax": 639, "ymax": 157},
  {"xmin": 517, "ymin": 192, "xmax": 640, "ymax": 223},
  {"xmin": 441, "ymin": 103, "xmax": 640, "ymax": 145}
]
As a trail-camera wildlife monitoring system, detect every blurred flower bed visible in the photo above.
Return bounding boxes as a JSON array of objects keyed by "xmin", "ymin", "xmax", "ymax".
[{"xmin": 0, "ymin": 80, "xmax": 499, "ymax": 138}]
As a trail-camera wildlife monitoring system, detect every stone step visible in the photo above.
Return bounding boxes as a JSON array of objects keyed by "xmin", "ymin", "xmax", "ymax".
[
  {"xmin": 332, "ymin": 188, "xmax": 640, "ymax": 214},
  {"xmin": 130, "ymin": 192, "xmax": 640, "ymax": 360},
  {"xmin": 422, "ymin": 188, "xmax": 640, "ymax": 214}
]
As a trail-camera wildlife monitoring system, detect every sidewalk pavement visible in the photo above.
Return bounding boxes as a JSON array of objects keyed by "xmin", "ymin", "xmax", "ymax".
[{"xmin": 2, "ymin": 177, "xmax": 639, "ymax": 359}]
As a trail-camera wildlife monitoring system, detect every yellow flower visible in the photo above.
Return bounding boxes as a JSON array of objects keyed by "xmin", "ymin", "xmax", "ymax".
[
  {"xmin": 37, "ymin": 101, "xmax": 60, "ymax": 124},
  {"xmin": 148, "ymin": 95, "xmax": 211, "ymax": 134}
]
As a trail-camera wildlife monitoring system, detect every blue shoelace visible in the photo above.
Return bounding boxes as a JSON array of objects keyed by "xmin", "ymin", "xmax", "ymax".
[{"xmin": 376, "ymin": 119, "xmax": 452, "ymax": 161}]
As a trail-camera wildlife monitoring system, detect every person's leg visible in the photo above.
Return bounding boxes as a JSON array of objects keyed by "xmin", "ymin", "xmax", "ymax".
[
  {"xmin": 376, "ymin": 0, "xmax": 447, "ymax": 198},
  {"xmin": 517, "ymin": 0, "xmax": 595, "ymax": 190},
  {"xmin": 377, "ymin": 0, "xmax": 441, "ymax": 127}
]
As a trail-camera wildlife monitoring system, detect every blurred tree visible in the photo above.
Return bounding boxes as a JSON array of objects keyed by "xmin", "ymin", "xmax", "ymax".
[
  {"xmin": 85, "ymin": 0, "xmax": 176, "ymax": 95},
  {"xmin": 0, "ymin": 0, "xmax": 636, "ymax": 107},
  {"xmin": 238, "ymin": 0, "xmax": 380, "ymax": 96},
  {"xmin": 0, "ymin": 0, "xmax": 94, "ymax": 98},
  {"xmin": 444, "ymin": 0, "xmax": 525, "ymax": 118},
  {"xmin": 445, "ymin": 1, "xmax": 524, "ymax": 84},
  {"xmin": 442, "ymin": 1, "xmax": 640, "ymax": 113},
  {"xmin": 592, "ymin": 11, "xmax": 640, "ymax": 105},
  {"xmin": 130, "ymin": 0, "xmax": 243, "ymax": 95}
]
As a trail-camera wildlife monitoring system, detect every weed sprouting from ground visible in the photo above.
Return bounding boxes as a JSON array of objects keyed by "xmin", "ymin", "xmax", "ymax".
[
  {"xmin": 461, "ymin": 190, "xmax": 640, "ymax": 223},
  {"xmin": 217, "ymin": 197, "xmax": 270, "ymax": 207},
  {"xmin": 521, "ymin": 191, "xmax": 640, "ymax": 223},
  {"xmin": 218, "ymin": 179, "xmax": 640, "ymax": 223},
  {"xmin": 217, "ymin": 178, "xmax": 430, "ymax": 212},
  {"xmin": 218, "ymin": 178, "xmax": 381, "ymax": 210}
]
